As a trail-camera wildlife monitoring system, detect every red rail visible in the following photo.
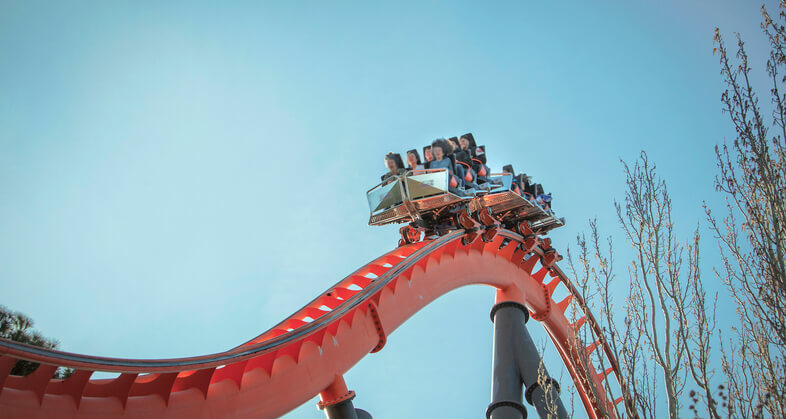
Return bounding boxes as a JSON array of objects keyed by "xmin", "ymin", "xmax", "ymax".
[{"xmin": 0, "ymin": 230, "xmax": 632, "ymax": 418}]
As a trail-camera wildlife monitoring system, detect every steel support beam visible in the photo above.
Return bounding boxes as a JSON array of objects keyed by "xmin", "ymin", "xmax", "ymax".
[
  {"xmin": 488, "ymin": 302, "xmax": 528, "ymax": 419},
  {"xmin": 515, "ymin": 317, "xmax": 568, "ymax": 419},
  {"xmin": 318, "ymin": 376, "xmax": 372, "ymax": 419},
  {"xmin": 488, "ymin": 302, "xmax": 567, "ymax": 419},
  {"xmin": 320, "ymin": 399, "xmax": 372, "ymax": 419}
]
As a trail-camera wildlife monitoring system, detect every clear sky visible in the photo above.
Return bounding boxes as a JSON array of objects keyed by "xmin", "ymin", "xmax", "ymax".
[{"xmin": 0, "ymin": 1, "xmax": 778, "ymax": 417}]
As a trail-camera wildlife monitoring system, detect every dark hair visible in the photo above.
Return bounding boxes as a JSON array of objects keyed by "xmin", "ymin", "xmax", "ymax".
[
  {"xmin": 384, "ymin": 152, "xmax": 405, "ymax": 171},
  {"xmin": 446, "ymin": 137, "xmax": 459, "ymax": 154},
  {"xmin": 459, "ymin": 133, "xmax": 477, "ymax": 151},
  {"xmin": 431, "ymin": 138, "xmax": 451, "ymax": 158},
  {"xmin": 405, "ymin": 149, "xmax": 422, "ymax": 166}
]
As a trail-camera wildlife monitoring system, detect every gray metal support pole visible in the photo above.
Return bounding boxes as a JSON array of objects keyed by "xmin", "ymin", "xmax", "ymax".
[
  {"xmin": 514, "ymin": 316, "xmax": 568, "ymax": 419},
  {"xmin": 488, "ymin": 302, "xmax": 528, "ymax": 419},
  {"xmin": 322, "ymin": 399, "xmax": 359, "ymax": 419},
  {"xmin": 489, "ymin": 302, "xmax": 568, "ymax": 419},
  {"xmin": 320, "ymin": 398, "xmax": 372, "ymax": 419}
]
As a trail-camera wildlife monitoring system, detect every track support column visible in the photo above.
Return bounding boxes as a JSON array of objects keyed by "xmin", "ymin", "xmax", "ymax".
[
  {"xmin": 317, "ymin": 376, "xmax": 372, "ymax": 419},
  {"xmin": 515, "ymin": 315, "xmax": 568, "ymax": 419},
  {"xmin": 488, "ymin": 302, "xmax": 528, "ymax": 419},
  {"xmin": 488, "ymin": 301, "xmax": 568, "ymax": 419}
]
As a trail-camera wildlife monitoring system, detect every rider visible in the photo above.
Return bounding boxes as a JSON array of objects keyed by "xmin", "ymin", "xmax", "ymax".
[
  {"xmin": 444, "ymin": 137, "xmax": 470, "ymax": 186},
  {"xmin": 447, "ymin": 137, "xmax": 461, "ymax": 154},
  {"xmin": 472, "ymin": 145, "xmax": 491, "ymax": 183},
  {"xmin": 406, "ymin": 149, "xmax": 425, "ymax": 171},
  {"xmin": 423, "ymin": 145, "xmax": 433, "ymax": 167},
  {"xmin": 537, "ymin": 192, "xmax": 553, "ymax": 212},
  {"xmin": 455, "ymin": 150, "xmax": 488, "ymax": 192},
  {"xmin": 458, "ymin": 133, "xmax": 477, "ymax": 156},
  {"xmin": 522, "ymin": 176, "xmax": 541, "ymax": 201},
  {"xmin": 381, "ymin": 152, "xmax": 406, "ymax": 182},
  {"xmin": 430, "ymin": 138, "xmax": 469, "ymax": 196},
  {"xmin": 429, "ymin": 139, "xmax": 454, "ymax": 173}
]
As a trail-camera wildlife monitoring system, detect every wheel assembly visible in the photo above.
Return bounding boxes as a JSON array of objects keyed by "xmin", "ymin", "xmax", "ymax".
[
  {"xmin": 477, "ymin": 207, "xmax": 497, "ymax": 227},
  {"xmin": 399, "ymin": 226, "xmax": 421, "ymax": 244},
  {"xmin": 454, "ymin": 208, "xmax": 476, "ymax": 230},
  {"xmin": 481, "ymin": 228, "xmax": 498, "ymax": 242},
  {"xmin": 517, "ymin": 220, "xmax": 534, "ymax": 237},
  {"xmin": 461, "ymin": 229, "xmax": 479, "ymax": 245}
]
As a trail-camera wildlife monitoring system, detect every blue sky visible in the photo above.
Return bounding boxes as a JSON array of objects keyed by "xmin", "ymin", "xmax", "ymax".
[{"xmin": 0, "ymin": 1, "xmax": 778, "ymax": 417}]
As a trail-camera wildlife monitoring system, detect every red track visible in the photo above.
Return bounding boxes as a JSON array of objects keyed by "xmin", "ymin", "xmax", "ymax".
[{"xmin": 0, "ymin": 229, "xmax": 632, "ymax": 418}]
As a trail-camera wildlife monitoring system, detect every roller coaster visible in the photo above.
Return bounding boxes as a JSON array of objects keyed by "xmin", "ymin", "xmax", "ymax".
[{"xmin": 0, "ymin": 168, "xmax": 634, "ymax": 418}]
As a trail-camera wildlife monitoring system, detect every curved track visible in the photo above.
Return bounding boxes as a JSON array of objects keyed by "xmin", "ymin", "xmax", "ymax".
[{"xmin": 0, "ymin": 229, "xmax": 632, "ymax": 418}]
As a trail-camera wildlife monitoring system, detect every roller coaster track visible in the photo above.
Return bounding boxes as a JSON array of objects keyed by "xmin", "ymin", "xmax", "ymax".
[{"xmin": 0, "ymin": 229, "xmax": 634, "ymax": 418}]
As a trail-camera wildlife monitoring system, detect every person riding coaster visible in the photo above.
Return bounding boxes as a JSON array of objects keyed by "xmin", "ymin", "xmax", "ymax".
[
  {"xmin": 501, "ymin": 164, "xmax": 540, "ymax": 203},
  {"xmin": 406, "ymin": 149, "xmax": 425, "ymax": 171},
  {"xmin": 381, "ymin": 152, "xmax": 406, "ymax": 182},
  {"xmin": 443, "ymin": 137, "xmax": 466, "ymax": 187},
  {"xmin": 457, "ymin": 133, "xmax": 502, "ymax": 190},
  {"xmin": 454, "ymin": 150, "xmax": 491, "ymax": 194},
  {"xmin": 430, "ymin": 138, "xmax": 474, "ymax": 197},
  {"xmin": 472, "ymin": 145, "xmax": 488, "ymax": 178},
  {"xmin": 471, "ymin": 145, "xmax": 501, "ymax": 186},
  {"xmin": 422, "ymin": 145, "xmax": 433, "ymax": 168},
  {"xmin": 447, "ymin": 136, "xmax": 461, "ymax": 152},
  {"xmin": 458, "ymin": 133, "xmax": 477, "ymax": 156}
]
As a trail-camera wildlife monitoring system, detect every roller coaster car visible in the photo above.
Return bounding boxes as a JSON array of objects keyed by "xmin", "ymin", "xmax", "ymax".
[
  {"xmin": 367, "ymin": 169, "xmax": 471, "ymax": 229},
  {"xmin": 477, "ymin": 173, "xmax": 565, "ymax": 235},
  {"xmin": 366, "ymin": 170, "xmax": 565, "ymax": 240}
]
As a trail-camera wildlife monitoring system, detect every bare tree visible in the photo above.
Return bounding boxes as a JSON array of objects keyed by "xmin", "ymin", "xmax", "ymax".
[
  {"xmin": 567, "ymin": 219, "xmax": 641, "ymax": 418},
  {"xmin": 708, "ymin": 2, "xmax": 786, "ymax": 416},
  {"xmin": 562, "ymin": 3, "xmax": 786, "ymax": 418},
  {"xmin": 615, "ymin": 153, "xmax": 692, "ymax": 418},
  {"xmin": 567, "ymin": 153, "xmax": 719, "ymax": 418}
]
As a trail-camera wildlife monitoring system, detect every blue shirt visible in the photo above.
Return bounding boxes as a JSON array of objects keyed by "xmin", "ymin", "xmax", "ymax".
[{"xmin": 429, "ymin": 158, "xmax": 453, "ymax": 173}]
